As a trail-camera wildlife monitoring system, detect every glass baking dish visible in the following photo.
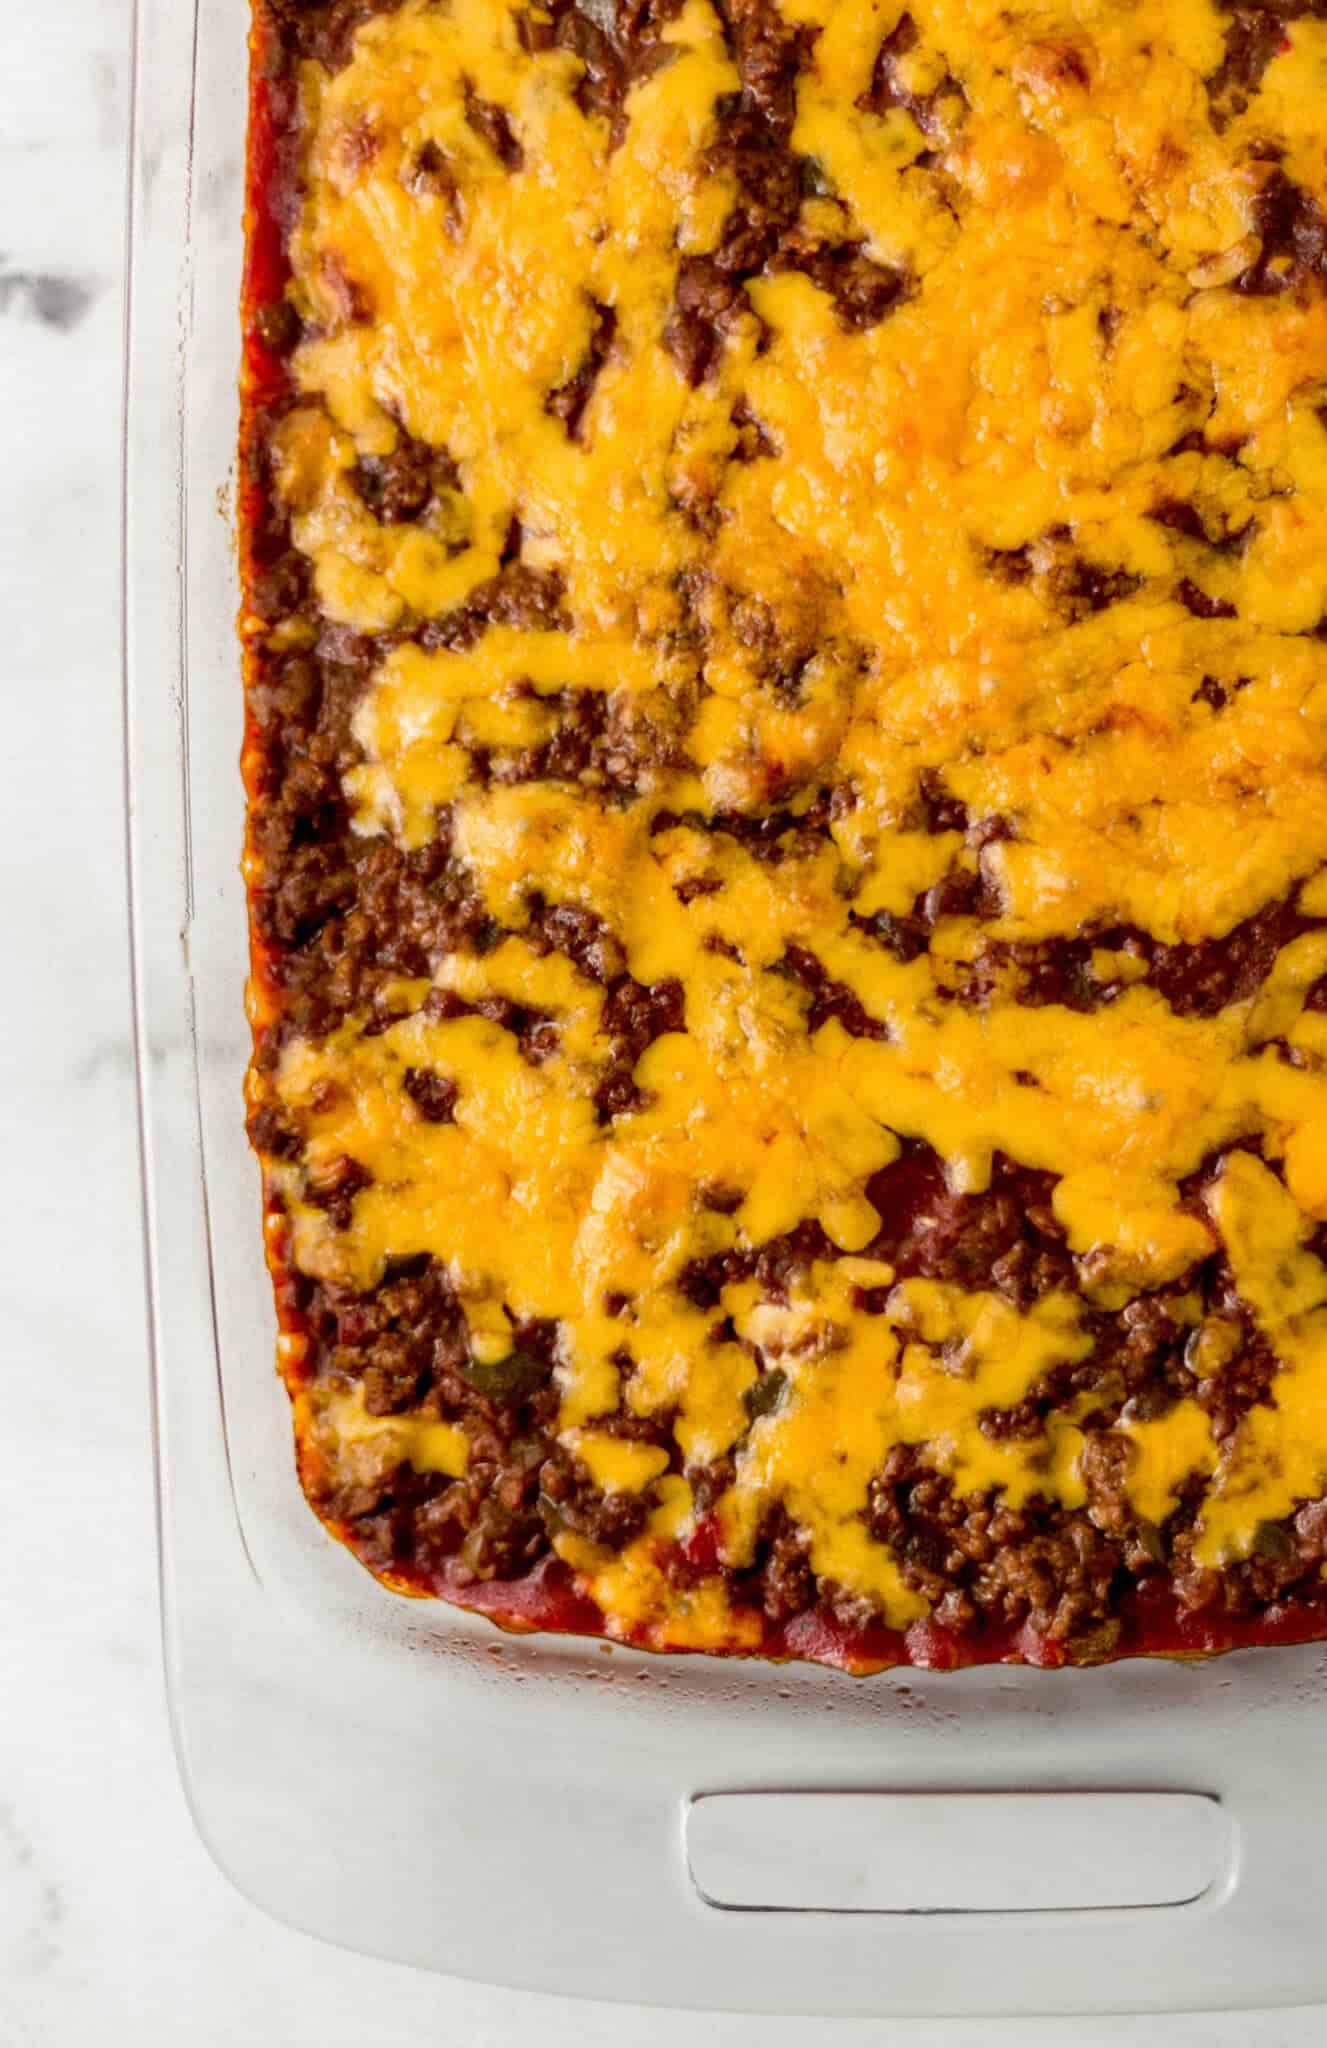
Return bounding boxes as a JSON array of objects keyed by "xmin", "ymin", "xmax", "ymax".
[{"xmin": 124, "ymin": 0, "xmax": 1327, "ymax": 2014}]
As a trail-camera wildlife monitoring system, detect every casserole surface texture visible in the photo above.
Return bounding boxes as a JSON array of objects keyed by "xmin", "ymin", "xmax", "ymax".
[{"xmin": 241, "ymin": 0, "xmax": 1327, "ymax": 1670}]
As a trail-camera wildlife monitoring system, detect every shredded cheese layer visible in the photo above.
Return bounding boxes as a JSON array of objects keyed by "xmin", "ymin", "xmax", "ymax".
[{"xmin": 254, "ymin": 0, "xmax": 1327, "ymax": 1649}]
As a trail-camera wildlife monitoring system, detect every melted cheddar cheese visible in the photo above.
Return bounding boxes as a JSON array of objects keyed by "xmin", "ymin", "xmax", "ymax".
[{"xmin": 247, "ymin": 0, "xmax": 1327, "ymax": 1652}]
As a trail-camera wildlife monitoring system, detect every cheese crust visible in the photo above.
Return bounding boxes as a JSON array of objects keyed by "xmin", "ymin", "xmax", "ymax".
[{"xmin": 241, "ymin": 0, "xmax": 1327, "ymax": 1670}]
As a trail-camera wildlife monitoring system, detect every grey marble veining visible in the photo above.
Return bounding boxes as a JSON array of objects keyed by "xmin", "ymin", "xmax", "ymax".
[
  {"xmin": 0, "ymin": 264, "xmax": 98, "ymax": 330},
  {"xmin": 0, "ymin": 1, "xmax": 1317, "ymax": 2041}
]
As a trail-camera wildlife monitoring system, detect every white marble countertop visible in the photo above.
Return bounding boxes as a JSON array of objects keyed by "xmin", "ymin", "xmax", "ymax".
[{"xmin": 1, "ymin": 4, "xmax": 1322, "ymax": 2041}]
